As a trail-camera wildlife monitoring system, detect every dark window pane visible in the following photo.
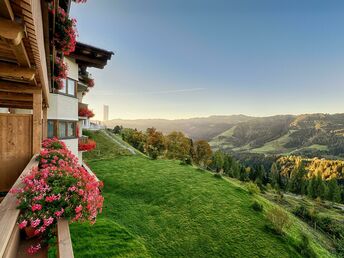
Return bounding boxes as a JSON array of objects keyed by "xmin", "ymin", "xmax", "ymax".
[
  {"xmin": 58, "ymin": 122, "xmax": 66, "ymax": 138},
  {"xmin": 48, "ymin": 120, "xmax": 54, "ymax": 138}
]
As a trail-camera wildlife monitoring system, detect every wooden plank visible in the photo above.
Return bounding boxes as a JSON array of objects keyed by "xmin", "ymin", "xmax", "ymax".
[
  {"xmin": 0, "ymin": 101, "xmax": 32, "ymax": 109},
  {"xmin": 0, "ymin": 62, "xmax": 35, "ymax": 81},
  {"xmin": 0, "ymin": 92, "xmax": 32, "ymax": 101},
  {"xmin": 42, "ymin": 107, "xmax": 47, "ymax": 139},
  {"xmin": 32, "ymin": 90, "xmax": 42, "ymax": 154},
  {"xmin": 57, "ymin": 219, "xmax": 74, "ymax": 258},
  {"xmin": 9, "ymin": 41, "xmax": 31, "ymax": 67},
  {"xmin": 0, "ymin": 81, "xmax": 40, "ymax": 93},
  {"xmin": 0, "ymin": 18, "xmax": 24, "ymax": 46},
  {"xmin": 3, "ymin": 226, "xmax": 20, "ymax": 258},
  {"xmin": 0, "ymin": 155, "xmax": 38, "ymax": 257}
]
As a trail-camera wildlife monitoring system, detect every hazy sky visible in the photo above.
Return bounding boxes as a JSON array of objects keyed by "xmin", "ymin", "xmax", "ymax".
[{"xmin": 71, "ymin": 0, "xmax": 344, "ymax": 120}]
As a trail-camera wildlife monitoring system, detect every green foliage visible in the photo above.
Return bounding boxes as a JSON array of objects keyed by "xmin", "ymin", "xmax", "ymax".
[
  {"xmin": 251, "ymin": 200, "xmax": 263, "ymax": 212},
  {"xmin": 193, "ymin": 140, "xmax": 212, "ymax": 168},
  {"xmin": 247, "ymin": 182, "xmax": 260, "ymax": 195},
  {"xmin": 325, "ymin": 179, "xmax": 341, "ymax": 202},
  {"xmin": 298, "ymin": 233, "xmax": 317, "ymax": 258},
  {"xmin": 144, "ymin": 127, "xmax": 165, "ymax": 159},
  {"xmin": 165, "ymin": 131, "xmax": 191, "ymax": 161},
  {"xmin": 211, "ymin": 150, "xmax": 225, "ymax": 172},
  {"xmin": 266, "ymin": 207, "xmax": 292, "ymax": 235}
]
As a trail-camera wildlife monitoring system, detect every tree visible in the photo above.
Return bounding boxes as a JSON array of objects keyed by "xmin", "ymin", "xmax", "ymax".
[
  {"xmin": 165, "ymin": 131, "xmax": 191, "ymax": 162},
  {"xmin": 288, "ymin": 162, "xmax": 306, "ymax": 194},
  {"xmin": 270, "ymin": 162, "xmax": 280, "ymax": 189},
  {"xmin": 144, "ymin": 127, "xmax": 165, "ymax": 159},
  {"xmin": 325, "ymin": 179, "xmax": 341, "ymax": 203},
  {"xmin": 307, "ymin": 172, "xmax": 326, "ymax": 199},
  {"xmin": 193, "ymin": 140, "xmax": 212, "ymax": 168},
  {"xmin": 113, "ymin": 125, "xmax": 123, "ymax": 134},
  {"xmin": 223, "ymin": 155, "xmax": 233, "ymax": 176},
  {"xmin": 211, "ymin": 150, "xmax": 225, "ymax": 173}
]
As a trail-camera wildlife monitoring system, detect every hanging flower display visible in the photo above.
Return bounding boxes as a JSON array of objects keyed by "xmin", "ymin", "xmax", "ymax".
[
  {"xmin": 78, "ymin": 107, "xmax": 95, "ymax": 118},
  {"xmin": 11, "ymin": 138, "xmax": 103, "ymax": 255},
  {"xmin": 78, "ymin": 139, "xmax": 97, "ymax": 151},
  {"xmin": 53, "ymin": 56, "xmax": 68, "ymax": 90},
  {"xmin": 53, "ymin": 6, "xmax": 78, "ymax": 55}
]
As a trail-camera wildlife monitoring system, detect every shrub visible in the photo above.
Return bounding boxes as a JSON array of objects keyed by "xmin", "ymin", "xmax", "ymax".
[
  {"xmin": 213, "ymin": 173, "xmax": 222, "ymax": 179},
  {"xmin": 247, "ymin": 182, "xmax": 260, "ymax": 195},
  {"xmin": 298, "ymin": 233, "xmax": 317, "ymax": 258},
  {"xmin": 251, "ymin": 200, "xmax": 263, "ymax": 212},
  {"xmin": 266, "ymin": 207, "xmax": 291, "ymax": 235}
]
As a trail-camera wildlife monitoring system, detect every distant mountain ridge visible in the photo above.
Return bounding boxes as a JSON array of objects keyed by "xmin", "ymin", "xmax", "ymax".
[
  {"xmin": 210, "ymin": 113, "xmax": 344, "ymax": 158},
  {"xmin": 103, "ymin": 115, "xmax": 253, "ymax": 140},
  {"xmin": 104, "ymin": 113, "xmax": 344, "ymax": 158}
]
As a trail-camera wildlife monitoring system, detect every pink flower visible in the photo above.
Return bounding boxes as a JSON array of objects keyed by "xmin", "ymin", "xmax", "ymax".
[
  {"xmin": 30, "ymin": 219, "xmax": 41, "ymax": 228},
  {"xmin": 55, "ymin": 208, "xmax": 64, "ymax": 218},
  {"xmin": 27, "ymin": 244, "xmax": 41, "ymax": 255},
  {"xmin": 43, "ymin": 217, "xmax": 54, "ymax": 227},
  {"xmin": 75, "ymin": 204, "xmax": 83, "ymax": 213},
  {"xmin": 18, "ymin": 220, "xmax": 28, "ymax": 229},
  {"xmin": 31, "ymin": 204, "xmax": 42, "ymax": 211}
]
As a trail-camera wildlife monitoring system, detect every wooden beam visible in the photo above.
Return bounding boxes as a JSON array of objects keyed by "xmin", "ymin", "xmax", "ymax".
[
  {"xmin": 0, "ymin": 100, "xmax": 32, "ymax": 109},
  {"xmin": 0, "ymin": 80, "xmax": 40, "ymax": 94},
  {"xmin": 0, "ymin": 0, "xmax": 14, "ymax": 21},
  {"xmin": 0, "ymin": 18, "xmax": 24, "ymax": 46},
  {"xmin": 42, "ymin": 107, "xmax": 47, "ymax": 139},
  {"xmin": 0, "ymin": 92, "xmax": 32, "ymax": 102},
  {"xmin": 0, "ymin": 62, "xmax": 35, "ymax": 81},
  {"xmin": 10, "ymin": 41, "xmax": 31, "ymax": 67},
  {"xmin": 32, "ymin": 90, "xmax": 42, "ymax": 154}
]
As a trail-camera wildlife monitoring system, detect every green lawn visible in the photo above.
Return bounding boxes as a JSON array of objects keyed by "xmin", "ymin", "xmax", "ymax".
[{"xmin": 70, "ymin": 131, "xmax": 335, "ymax": 257}]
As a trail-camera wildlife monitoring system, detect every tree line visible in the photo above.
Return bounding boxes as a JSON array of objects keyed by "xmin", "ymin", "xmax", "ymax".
[{"xmin": 112, "ymin": 125, "xmax": 344, "ymax": 204}]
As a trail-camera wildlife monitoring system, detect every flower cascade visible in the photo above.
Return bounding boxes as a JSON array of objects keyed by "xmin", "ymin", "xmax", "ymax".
[
  {"xmin": 12, "ymin": 137, "xmax": 103, "ymax": 254},
  {"xmin": 78, "ymin": 139, "xmax": 97, "ymax": 152}
]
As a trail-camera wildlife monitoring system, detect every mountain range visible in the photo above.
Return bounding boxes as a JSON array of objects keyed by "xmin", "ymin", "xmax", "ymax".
[{"xmin": 103, "ymin": 113, "xmax": 344, "ymax": 158}]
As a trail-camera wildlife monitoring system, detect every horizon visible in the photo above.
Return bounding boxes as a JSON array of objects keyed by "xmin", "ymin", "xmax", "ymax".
[
  {"xmin": 98, "ymin": 111, "xmax": 343, "ymax": 122},
  {"xmin": 71, "ymin": 0, "xmax": 344, "ymax": 120}
]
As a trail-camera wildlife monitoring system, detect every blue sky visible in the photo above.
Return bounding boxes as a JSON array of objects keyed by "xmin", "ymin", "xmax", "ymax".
[{"xmin": 71, "ymin": 0, "xmax": 344, "ymax": 120}]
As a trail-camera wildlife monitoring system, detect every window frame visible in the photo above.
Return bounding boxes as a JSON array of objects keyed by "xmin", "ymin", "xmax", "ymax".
[
  {"xmin": 47, "ymin": 120, "xmax": 77, "ymax": 139},
  {"xmin": 56, "ymin": 77, "xmax": 77, "ymax": 97}
]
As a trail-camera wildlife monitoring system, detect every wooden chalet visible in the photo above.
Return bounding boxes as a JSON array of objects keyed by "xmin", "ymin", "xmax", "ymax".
[{"xmin": 0, "ymin": 1, "xmax": 112, "ymax": 257}]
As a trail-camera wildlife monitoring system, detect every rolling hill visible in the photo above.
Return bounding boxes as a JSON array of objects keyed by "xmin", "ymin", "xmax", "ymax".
[
  {"xmin": 210, "ymin": 113, "xmax": 344, "ymax": 158},
  {"xmin": 69, "ymin": 131, "xmax": 335, "ymax": 257},
  {"xmin": 104, "ymin": 113, "xmax": 344, "ymax": 158}
]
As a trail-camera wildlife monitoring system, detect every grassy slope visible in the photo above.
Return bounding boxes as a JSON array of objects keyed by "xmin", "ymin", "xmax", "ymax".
[{"xmin": 71, "ymin": 131, "xmax": 335, "ymax": 258}]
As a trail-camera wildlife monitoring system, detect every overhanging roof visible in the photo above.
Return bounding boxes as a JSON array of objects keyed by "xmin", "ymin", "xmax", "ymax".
[{"xmin": 69, "ymin": 42, "xmax": 114, "ymax": 69}]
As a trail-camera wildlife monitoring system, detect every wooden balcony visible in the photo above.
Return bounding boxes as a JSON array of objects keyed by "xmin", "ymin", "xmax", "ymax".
[
  {"xmin": 79, "ymin": 135, "xmax": 89, "ymax": 144},
  {"xmin": 0, "ymin": 156, "xmax": 74, "ymax": 258}
]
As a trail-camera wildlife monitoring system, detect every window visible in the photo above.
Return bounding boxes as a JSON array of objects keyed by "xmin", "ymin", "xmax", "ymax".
[
  {"xmin": 47, "ymin": 120, "xmax": 77, "ymax": 139},
  {"xmin": 58, "ymin": 78, "xmax": 76, "ymax": 96},
  {"xmin": 48, "ymin": 120, "xmax": 54, "ymax": 138}
]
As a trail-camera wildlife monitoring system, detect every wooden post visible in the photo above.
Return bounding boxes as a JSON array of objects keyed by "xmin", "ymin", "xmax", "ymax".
[
  {"xmin": 32, "ymin": 91, "xmax": 42, "ymax": 154},
  {"xmin": 42, "ymin": 107, "xmax": 47, "ymax": 139}
]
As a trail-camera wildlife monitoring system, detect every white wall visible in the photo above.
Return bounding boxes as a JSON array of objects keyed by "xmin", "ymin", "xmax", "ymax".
[
  {"xmin": 64, "ymin": 57, "xmax": 78, "ymax": 81},
  {"xmin": 47, "ymin": 93, "xmax": 78, "ymax": 121},
  {"xmin": 62, "ymin": 138, "xmax": 78, "ymax": 157}
]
